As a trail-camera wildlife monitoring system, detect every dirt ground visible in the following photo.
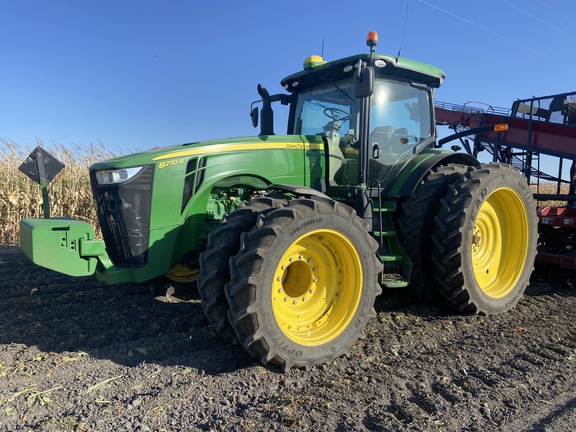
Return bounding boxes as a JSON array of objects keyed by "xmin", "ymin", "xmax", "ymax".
[{"xmin": 2, "ymin": 246, "xmax": 576, "ymax": 431}]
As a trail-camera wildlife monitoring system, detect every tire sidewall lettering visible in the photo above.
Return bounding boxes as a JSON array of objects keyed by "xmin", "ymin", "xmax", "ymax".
[{"xmin": 288, "ymin": 217, "xmax": 323, "ymax": 237}]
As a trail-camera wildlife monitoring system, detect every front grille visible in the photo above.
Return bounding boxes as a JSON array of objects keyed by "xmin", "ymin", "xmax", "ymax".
[{"xmin": 90, "ymin": 165, "xmax": 154, "ymax": 267}]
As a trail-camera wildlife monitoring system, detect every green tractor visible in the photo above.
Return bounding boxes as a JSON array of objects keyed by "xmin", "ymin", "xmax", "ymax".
[{"xmin": 20, "ymin": 31, "xmax": 538, "ymax": 370}]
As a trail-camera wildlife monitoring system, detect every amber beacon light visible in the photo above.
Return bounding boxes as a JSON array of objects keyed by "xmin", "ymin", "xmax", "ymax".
[{"xmin": 366, "ymin": 30, "xmax": 378, "ymax": 48}]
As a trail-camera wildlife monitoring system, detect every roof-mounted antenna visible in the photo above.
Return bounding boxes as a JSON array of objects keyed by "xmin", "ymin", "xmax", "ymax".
[
  {"xmin": 396, "ymin": 0, "xmax": 410, "ymax": 63},
  {"xmin": 321, "ymin": 35, "xmax": 325, "ymax": 58}
]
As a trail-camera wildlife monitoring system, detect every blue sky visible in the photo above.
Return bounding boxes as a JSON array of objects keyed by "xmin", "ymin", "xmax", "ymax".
[{"xmin": 2, "ymin": 0, "xmax": 576, "ymax": 155}]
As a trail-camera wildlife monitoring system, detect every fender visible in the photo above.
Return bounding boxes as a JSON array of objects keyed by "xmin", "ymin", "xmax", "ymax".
[
  {"xmin": 267, "ymin": 183, "xmax": 331, "ymax": 199},
  {"xmin": 395, "ymin": 152, "xmax": 480, "ymax": 198}
]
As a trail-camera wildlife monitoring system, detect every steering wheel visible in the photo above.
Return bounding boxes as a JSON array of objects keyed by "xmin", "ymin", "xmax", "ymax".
[{"xmin": 323, "ymin": 107, "xmax": 351, "ymax": 122}]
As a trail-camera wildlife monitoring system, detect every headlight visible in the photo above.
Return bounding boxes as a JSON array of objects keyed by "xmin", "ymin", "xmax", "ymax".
[{"xmin": 95, "ymin": 166, "xmax": 144, "ymax": 185}]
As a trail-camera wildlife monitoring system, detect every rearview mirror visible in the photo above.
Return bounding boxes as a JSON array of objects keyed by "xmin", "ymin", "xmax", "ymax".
[
  {"xmin": 354, "ymin": 59, "xmax": 374, "ymax": 99},
  {"xmin": 251, "ymin": 106, "xmax": 259, "ymax": 128}
]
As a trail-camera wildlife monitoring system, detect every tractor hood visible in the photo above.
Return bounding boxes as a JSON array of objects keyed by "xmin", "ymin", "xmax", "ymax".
[{"xmin": 89, "ymin": 135, "xmax": 275, "ymax": 170}]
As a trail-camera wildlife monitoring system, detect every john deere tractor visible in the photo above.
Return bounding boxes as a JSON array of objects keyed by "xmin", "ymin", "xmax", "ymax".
[{"xmin": 20, "ymin": 31, "xmax": 538, "ymax": 370}]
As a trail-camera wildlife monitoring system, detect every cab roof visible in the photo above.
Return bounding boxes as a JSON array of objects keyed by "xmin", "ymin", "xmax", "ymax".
[{"xmin": 280, "ymin": 53, "xmax": 446, "ymax": 92}]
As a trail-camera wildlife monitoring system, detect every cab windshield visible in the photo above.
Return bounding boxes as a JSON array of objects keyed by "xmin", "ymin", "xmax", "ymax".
[
  {"xmin": 293, "ymin": 81, "xmax": 358, "ymax": 136},
  {"xmin": 368, "ymin": 79, "xmax": 433, "ymax": 185},
  {"xmin": 293, "ymin": 77, "xmax": 433, "ymax": 186}
]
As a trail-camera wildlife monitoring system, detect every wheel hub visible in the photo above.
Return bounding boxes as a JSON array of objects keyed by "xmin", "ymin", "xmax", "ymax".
[{"xmin": 472, "ymin": 228, "xmax": 482, "ymax": 252}]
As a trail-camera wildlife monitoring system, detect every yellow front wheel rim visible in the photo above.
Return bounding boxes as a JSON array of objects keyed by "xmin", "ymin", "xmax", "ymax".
[
  {"xmin": 271, "ymin": 229, "xmax": 363, "ymax": 346},
  {"xmin": 472, "ymin": 187, "xmax": 530, "ymax": 298},
  {"xmin": 165, "ymin": 264, "xmax": 200, "ymax": 283}
]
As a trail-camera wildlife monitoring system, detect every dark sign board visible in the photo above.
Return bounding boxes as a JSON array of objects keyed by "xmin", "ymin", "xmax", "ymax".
[{"xmin": 18, "ymin": 146, "xmax": 65, "ymax": 185}]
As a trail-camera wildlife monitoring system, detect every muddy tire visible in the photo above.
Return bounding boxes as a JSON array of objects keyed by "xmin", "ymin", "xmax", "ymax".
[
  {"xmin": 198, "ymin": 197, "xmax": 286, "ymax": 342},
  {"xmin": 225, "ymin": 196, "xmax": 382, "ymax": 370},
  {"xmin": 432, "ymin": 163, "xmax": 538, "ymax": 314},
  {"xmin": 397, "ymin": 164, "xmax": 473, "ymax": 302}
]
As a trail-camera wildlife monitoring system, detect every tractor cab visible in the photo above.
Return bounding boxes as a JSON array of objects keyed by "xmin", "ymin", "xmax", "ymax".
[
  {"xmin": 289, "ymin": 74, "xmax": 434, "ymax": 188},
  {"xmin": 277, "ymin": 31, "xmax": 444, "ymax": 195}
]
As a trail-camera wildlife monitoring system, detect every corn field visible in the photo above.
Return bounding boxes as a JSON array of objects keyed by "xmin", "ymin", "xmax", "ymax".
[{"xmin": 0, "ymin": 139, "xmax": 117, "ymax": 246}]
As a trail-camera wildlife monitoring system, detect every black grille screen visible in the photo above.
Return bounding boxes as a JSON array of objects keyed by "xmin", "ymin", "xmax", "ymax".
[
  {"xmin": 90, "ymin": 165, "xmax": 154, "ymax": 267},
  {"xmin": 181, "ymin": 157, "xmax": 206, "ymax": 212},
  {"xmin": 182, "ymin": 158, "xmax": 197, "ymax": 211}
]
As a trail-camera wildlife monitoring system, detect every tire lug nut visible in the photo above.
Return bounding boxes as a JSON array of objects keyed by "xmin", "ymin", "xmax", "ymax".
[{"xmin": 293, "ymin": 300, "xmax": 298, "ymax": 305}]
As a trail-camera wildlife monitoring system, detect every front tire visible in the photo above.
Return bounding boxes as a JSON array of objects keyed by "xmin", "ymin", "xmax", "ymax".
[
  {"xmin": 198, "ymin": 197, "xmax": 285, "ymax": 341},
  {"xmin": 432, "ymin": 163, "xmax": 538, "ymax": 314},
  {"xmin": 225, "ymin": 197, "xmax": 382, "ymax": 370}
]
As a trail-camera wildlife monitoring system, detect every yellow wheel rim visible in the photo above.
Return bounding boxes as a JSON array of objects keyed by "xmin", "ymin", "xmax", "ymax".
[
  {"xmin": 471, "ymin": 187, "xmax": 529, "ymax": 298},
  {"xmin": 271, "ymin": 229, "xmax": 363, "ymax": 346},
  {"xmin": 165, "ymin": 264, "xmax": 200, "ymax": 283}
]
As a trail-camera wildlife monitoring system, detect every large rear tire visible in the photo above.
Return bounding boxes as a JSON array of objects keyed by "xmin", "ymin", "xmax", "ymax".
[
  {"xmin": 397, "ymin": 164, "xmax": 472, "ymax": 302},
  {"xmin": 198, "ymin": 197, "xmax": 285, "ymax": 342},
  {"xmin": 432, "ymin": 163, "xmax": 538, "ymax": 314},
  {"xmin": 225, "ymin": 197, "xmax": 382, "ymax": 370}
]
